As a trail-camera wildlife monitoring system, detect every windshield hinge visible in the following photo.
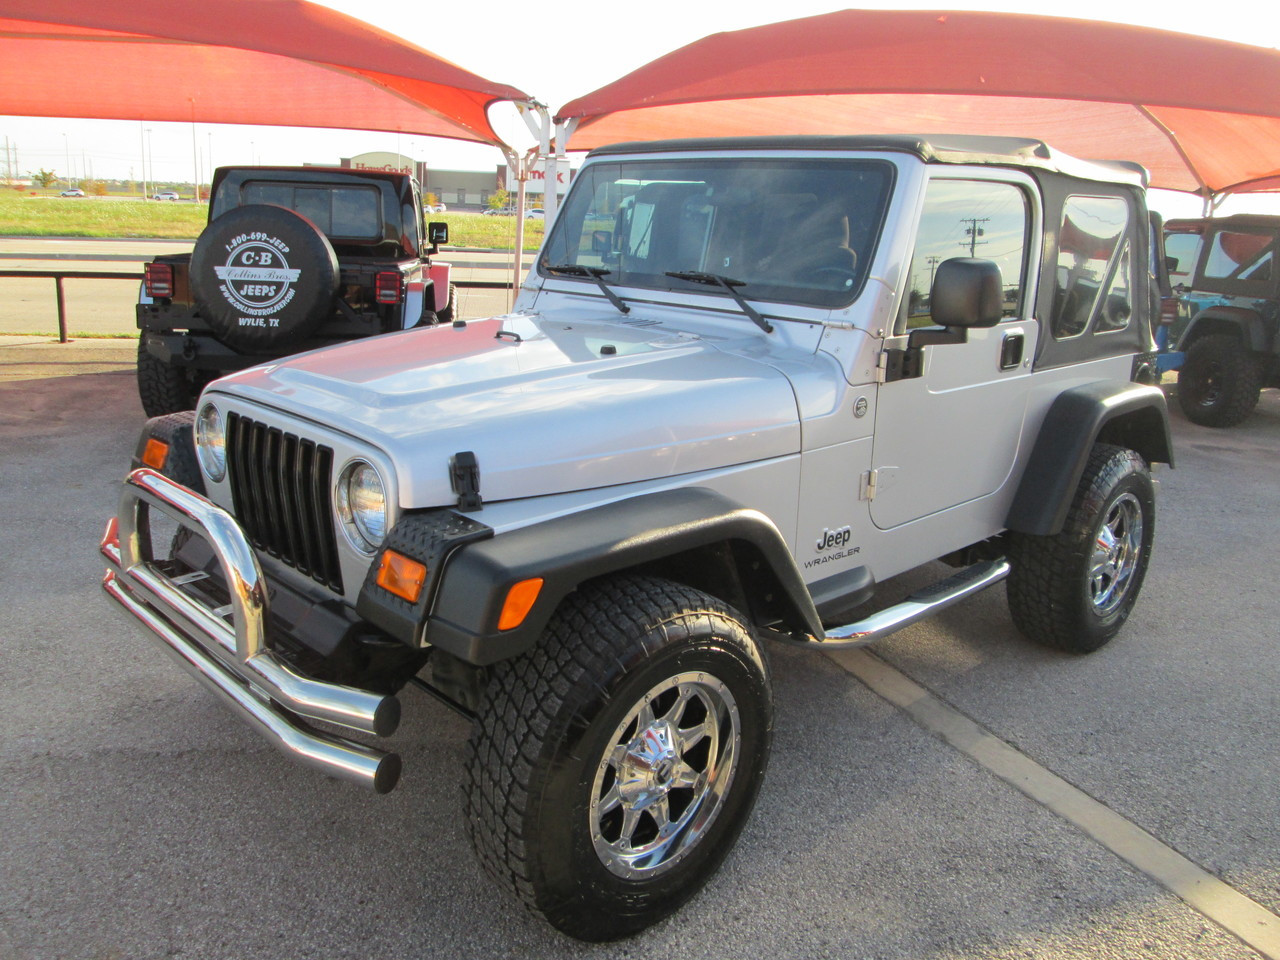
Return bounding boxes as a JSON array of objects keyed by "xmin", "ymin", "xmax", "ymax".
[
  {"xmin": 874, "ymin": 352, "xmax": 889, "ymax": 383},
  {"xmin": 860, "ymin": 469, "xmax": 878, "ymax": 501}
]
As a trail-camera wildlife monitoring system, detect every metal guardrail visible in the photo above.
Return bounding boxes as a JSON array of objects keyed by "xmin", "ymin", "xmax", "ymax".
[
  {"xmin": 0, "ymin": 269, "xmax": 513, "ymax": 344},
  {"xmin": 0, "ymin": 269, "xmax": 142, "ymax": 343}
]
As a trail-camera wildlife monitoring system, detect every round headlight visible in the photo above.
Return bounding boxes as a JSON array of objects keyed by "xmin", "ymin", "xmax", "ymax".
[
  {"xmin": 195, "ymin": 403, "xmax": 226, "ymax": 482},
  {"xmin": 336, "ymin": 460, "xmax": 387, "ymax": 554}
]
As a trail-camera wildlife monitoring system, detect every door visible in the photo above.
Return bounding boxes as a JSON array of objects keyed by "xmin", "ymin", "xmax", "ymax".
[{"xmin": 870, "ymin": 176, "xmax": 1037, "ymax": 530}]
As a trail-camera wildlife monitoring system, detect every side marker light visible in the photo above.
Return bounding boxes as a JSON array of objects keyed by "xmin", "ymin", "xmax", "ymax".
[{"xmin": 498, "ymin": 578, "xmax": 544, "ymax": 631}]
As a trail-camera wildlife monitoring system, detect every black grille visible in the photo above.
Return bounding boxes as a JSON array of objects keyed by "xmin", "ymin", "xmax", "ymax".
[{"xmin": 225, "ymin": 412, "xmax": 343, "ymax": 592}]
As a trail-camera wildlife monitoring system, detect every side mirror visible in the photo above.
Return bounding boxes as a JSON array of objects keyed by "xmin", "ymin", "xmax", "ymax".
[
  {"xmin": 591, "ymin": 230, "xmax": 612, "ymax": 255},
  {"xmin": 428, "ymin": 221, "xmax": 449, "ymax": 246},
  {"xmin": 931, "ymin": 258, "xmax": 1003, "ymax": 328}
]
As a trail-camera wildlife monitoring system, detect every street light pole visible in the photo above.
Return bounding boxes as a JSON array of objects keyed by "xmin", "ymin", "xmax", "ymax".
[{"xmin": 190, "ymin": 99, "xmax": 200, "ymax": 201}]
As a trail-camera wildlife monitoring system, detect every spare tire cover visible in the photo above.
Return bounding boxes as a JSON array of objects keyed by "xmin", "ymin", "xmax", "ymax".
[{"xmin": 190, "ymin": 204, "xmax": 340, "ymax": 351}]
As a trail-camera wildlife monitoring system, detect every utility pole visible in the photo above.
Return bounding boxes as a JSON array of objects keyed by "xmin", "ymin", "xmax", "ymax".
[
  {"xmin": 961, "ymin": 217, "xmax": 989, "ymax": 257},
  {"xmin": 926, "ymin": 255, "xmax": 941, "ymax": 289}
]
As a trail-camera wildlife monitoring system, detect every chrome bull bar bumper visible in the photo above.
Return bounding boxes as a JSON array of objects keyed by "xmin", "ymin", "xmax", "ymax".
[{"xmin": 101, "ymin": 468, "xmax": 402, "ymax": 793}]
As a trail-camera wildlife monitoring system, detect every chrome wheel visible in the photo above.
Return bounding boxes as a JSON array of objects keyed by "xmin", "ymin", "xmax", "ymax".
[
  {"xmin": 590, "ymin": 671, "xmax": 740, "ymax": 879},
  {"xmin": 1089, "ymin": 492, "xmax": 1144, "ymax": 617}
]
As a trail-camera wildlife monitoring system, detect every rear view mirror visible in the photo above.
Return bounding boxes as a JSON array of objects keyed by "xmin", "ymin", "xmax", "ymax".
[
  {"xmin": 591, "ymin": 230, "xmax": 612, "ymax": 255},
  {"xmin": 1165, "ymin": 256, "xmax": 1179, "ymax": 273},
  {"xmin": 931, "ymin": 258, "xmax": 1003, "ymax": 328}
]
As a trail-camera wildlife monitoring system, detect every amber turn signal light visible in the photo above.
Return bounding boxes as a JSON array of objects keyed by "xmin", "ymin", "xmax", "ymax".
[
  {"xmin": 376, "ymin": 550, "xmax": 428, "ymax": 603},
  {"xmin": 498, "ymin": 578, "xmax": 544, "ymax": 631},
  {"xmin": 141, "ymin": 438, "xmax": 169, "ymax": 469}
]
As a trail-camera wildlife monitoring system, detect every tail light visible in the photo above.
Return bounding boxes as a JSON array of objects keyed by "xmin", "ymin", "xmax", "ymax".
[
  {"xmin": 375, "ymin": 271, "xmax": 403, "ymax": 304},
  {"xmin": 144, "ymin": 262, "xmax": 174, "ymax": 299},
  {"xmin": 1159, "ymin": 296, "xmax": 1179, "ymax": 326}
]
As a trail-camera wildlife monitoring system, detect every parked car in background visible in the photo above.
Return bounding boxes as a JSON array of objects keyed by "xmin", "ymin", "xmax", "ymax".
[
  {"xmin": 153, "ymin": 190, "xmax": 180, "ymax": 201},
  {"xmin": 526, "ymin": 207, "xmax": 545, "ymax": 219},
  {"xmin": 482, "ymin": 206, "xmax": 515, "ymax": 216},
  {"xmin": 60, "ymin": 187, "xmax": 85, "ymax": 197},
  {"xmin": 427, "ymin": 202, "xmax": 447, "ymax": 213},
  {"xmin": 1157, "ymin": 215, "xmax": 1280, "ymax": 426}
]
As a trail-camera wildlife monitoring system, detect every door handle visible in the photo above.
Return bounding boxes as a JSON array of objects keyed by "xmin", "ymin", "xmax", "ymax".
[{"xmin": 1000, "ymin": 333, "xmax": 1024, "ymax": 370}]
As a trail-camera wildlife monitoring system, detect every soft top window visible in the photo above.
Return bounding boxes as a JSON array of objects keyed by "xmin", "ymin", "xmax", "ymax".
[
  {"xmin": 1050, "ymin": 195, "xmax": 1130, "ymax": 340},
  {"xmin": 212, "ymin": 182, "xmax": 382, "ymax": 239},
  {"xmin": 1200, "ymin": 228, "xmax": 1276, "ymax": 296},
  {"xmin": 540, "ymin": 158, "xmax": 894, "ymax": 310}
]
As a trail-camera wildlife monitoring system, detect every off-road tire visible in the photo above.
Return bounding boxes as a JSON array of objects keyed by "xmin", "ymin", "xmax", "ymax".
[
  {"xmin": 464, "ymin": 575, "xmax": 772, "ymax": 942},
  {"xmin": 137, "ymin": 342, "xmax": 200, "ymax": 417},
  {"xmin": 1177, "ymin": 333, "xmax": 1261, "ymax": 427},
  {"xmin": 1007, "ymin": 444, "xmax": 1154, "ymax": 653},
  {"xmin": 436, "ymin": 282, "xmax": 458, "ymax": 325}
]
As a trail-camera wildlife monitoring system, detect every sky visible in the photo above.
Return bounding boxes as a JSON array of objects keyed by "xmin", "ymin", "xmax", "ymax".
[{"xmin": 2, "ymin": 0, "xmax": 1280, "ymax": 218}]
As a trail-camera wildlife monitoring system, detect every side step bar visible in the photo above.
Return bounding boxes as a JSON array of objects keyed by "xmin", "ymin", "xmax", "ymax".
[{"xmin": 803, "ymin": 559, "xmax": 1011, "ymax": 649}]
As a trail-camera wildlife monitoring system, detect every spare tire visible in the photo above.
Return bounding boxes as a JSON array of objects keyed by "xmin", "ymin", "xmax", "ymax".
[{"xmin": 190, "ymin": 204, "xmax": 339, "ymax": 351}]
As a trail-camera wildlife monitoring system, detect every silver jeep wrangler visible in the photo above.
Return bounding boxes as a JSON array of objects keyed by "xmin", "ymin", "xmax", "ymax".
[{"xmin": 102, "ymin": 135, "xmax": 1172, "ymax": 941}]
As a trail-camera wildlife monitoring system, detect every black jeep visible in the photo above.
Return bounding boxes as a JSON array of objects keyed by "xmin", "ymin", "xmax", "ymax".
[{"xmin": 135, "ymin": 166, "xmax": 454, "ymax": 416}]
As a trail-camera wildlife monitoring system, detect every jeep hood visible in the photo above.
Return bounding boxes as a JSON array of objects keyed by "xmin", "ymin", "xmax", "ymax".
[{"xmin": 215, "ymin": 313, "xmax": 801, "ymax": 506}]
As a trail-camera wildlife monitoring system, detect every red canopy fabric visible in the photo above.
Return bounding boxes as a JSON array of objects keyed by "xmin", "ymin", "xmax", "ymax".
[
  {"xmin": 0, "ymin": 0, "xmax": 532, "ymax": 145},
  {"xmin": 556, "ymin": 10, "xmax": 1280, "ymax": 197}
]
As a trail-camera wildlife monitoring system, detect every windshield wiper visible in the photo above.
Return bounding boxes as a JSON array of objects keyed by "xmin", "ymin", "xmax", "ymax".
[
  {"xmin": 664, "ymin": 271, "xmax": 773, "ymax": 333},
  {"xmin": 544, "ymin": 263, "xmax": 630, "ymax": 315}
]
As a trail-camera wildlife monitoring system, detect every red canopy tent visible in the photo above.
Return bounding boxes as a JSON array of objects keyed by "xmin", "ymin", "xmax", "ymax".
[
  {"xmin": 0, "ymin": 0, "xmax": 532, "ymax": 145},
  {"xmin": 556, "ymin": 10, "xmax": 1280, "ymax": 200}
]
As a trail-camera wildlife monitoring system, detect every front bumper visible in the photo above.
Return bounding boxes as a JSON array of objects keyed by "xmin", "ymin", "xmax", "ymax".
[{"xmin": 101, "ymin": 468, "xmax": 402, "ymax": 793}]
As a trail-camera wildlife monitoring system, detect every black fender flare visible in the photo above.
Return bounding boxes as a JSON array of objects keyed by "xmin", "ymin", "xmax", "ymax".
[
  {"xmin": 423, "ymin": 487, "xmax": 822, "ymax": 665},
  {"xmin": 131, "ymin": 411, "xmax": 206, "ymax": 496},
  {"xmin": 1005, "ymin": 381, "xmax": 1172, "ymax": 537},
  {"xmin": 1178, "ymin": 307, "xmax": 1268, "ymax": 353}
]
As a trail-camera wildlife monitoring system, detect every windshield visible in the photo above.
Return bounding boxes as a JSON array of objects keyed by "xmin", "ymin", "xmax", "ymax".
[{"xmin": 540, "ymin": 157, "xmax": 894, "ymax": 309}]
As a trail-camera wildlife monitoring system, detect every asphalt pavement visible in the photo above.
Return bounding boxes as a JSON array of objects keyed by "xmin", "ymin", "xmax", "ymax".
[{"xmin": 1, "ymin": 342, "xmax": 1278, "ymax": 958}]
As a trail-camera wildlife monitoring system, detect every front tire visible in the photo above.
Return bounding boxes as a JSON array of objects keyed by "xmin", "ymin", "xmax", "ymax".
[
  {"xmin": 1177, "ymin": 333, "xmax": 1261, "ymax": 427},
  {"xmin": 436, "ymin": 282, "xmax": 458, "ymax": 324},
  {"xmin": 1007, "ymin": 444, "xmax": 1155, "ymax": 653},
  {"xmin": 464, "ymin": 575, "xmax": 772, "ymax": 941}
]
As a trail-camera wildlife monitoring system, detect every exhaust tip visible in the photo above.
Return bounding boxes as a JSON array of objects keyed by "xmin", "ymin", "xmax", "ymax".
[
  {"xmin": 373, "ymin": 753, "xmax": 402, "ymax": 794},
  {"xmin": 373, "ymin": 696, "xmax": 402, "ymax": 738}
]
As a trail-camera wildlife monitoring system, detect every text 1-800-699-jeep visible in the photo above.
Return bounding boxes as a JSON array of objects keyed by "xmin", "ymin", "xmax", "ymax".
[
  {"xmin": 102, "ymin": 135, "xmax": 1172, "ymax": 942},
  {"xmin": 136, "ymin": 166, "xmax": 456, "ymax": 417},
  {"xmin": 1157, "ymin": 214, "xmax": 1280, "ymax": 426}
]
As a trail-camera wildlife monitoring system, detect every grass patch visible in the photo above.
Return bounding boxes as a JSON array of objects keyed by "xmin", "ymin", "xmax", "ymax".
[
  {"xmin": 0, "ymin": 191, "xmax": 545, "ymax": 250},
  {"xmin": 0, "ymin": 191, "xmax": 205, "ymax": 238}
]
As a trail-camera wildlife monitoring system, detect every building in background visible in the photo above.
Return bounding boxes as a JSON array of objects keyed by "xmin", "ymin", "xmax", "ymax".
[
  {"xmin": 336, "ymin": 151, "xmax": 499, "ymax": 209},
  {"xmin": 333, "ymin": 151, "xmax": 572, "ymax": 210}
]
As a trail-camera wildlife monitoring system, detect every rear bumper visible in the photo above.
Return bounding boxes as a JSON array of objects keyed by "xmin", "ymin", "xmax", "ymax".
[{"xmin": 101, "ymin": 468, "xmax": 402, "ymax": 793}]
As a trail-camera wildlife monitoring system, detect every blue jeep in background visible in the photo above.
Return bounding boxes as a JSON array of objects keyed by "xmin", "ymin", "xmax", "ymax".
[{"xmin": 1158, "ymin": 215, "xmax": 1280, "ymax": 427}]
